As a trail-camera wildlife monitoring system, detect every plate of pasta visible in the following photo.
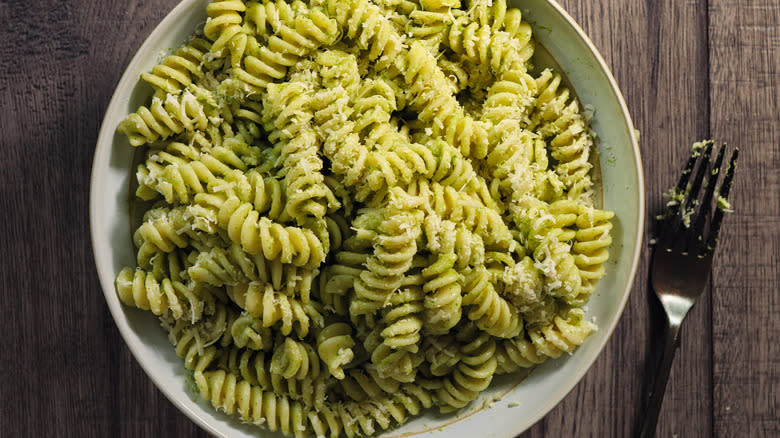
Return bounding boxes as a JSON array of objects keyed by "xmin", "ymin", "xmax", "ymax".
[{"xmin": 90, "ymin": 0, "xmax": 643, "ymax": 436}]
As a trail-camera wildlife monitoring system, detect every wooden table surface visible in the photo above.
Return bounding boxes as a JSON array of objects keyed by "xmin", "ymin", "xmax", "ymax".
[{"xmin": 1, "ymin": 0, "xmax": 777, "ymax": 436}]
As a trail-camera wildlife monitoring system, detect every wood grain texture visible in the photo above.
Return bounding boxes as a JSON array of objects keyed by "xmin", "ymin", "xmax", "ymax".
[
  {"xmin": 0, "ymin": 0, "xmax": 776, "ymax": 437},
  {"xmin": 708, "ymin": 1, "xmax": 780, "ymax": 437},
  {"xmin": 0, "ymin": 0, "xmax": 206, "ymax": 436}
]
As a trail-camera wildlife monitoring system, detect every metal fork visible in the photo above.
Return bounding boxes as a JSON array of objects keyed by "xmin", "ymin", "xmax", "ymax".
[{"xmin": 638, "ymin": 141, "xmax": 739, "ymax": 438}]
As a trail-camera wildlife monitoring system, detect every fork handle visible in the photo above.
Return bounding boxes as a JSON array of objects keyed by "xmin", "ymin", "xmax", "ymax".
[{"xmin": 638, "ymin": 322, "xmax": 682, "ymax": 438}]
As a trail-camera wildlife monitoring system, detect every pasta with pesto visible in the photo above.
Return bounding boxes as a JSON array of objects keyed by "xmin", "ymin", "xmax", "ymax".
[{"xmin": 115, "ymin": 0, "xmax": 615, "ymax": 435}]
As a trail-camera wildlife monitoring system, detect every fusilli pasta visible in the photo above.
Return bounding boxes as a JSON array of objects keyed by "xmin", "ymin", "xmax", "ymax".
[{"xmin": 115, "ymin": 0, "xmax": 615, "ymax": 435}]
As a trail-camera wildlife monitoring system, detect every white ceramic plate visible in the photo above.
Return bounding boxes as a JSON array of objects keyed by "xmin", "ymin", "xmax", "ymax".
[{"xmin": 91, "ymin": 0, "xmax": 644, "ymax": 436}]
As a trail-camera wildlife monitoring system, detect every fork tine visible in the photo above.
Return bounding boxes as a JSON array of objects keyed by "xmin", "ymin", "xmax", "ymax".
[
  {"xmin": 667, "ymin": 141, "xmax": 708, "ymax": 219},
  {"xmin": 681, "ymin": 141, "xmax": 714, "ymax": 217},
  {"xmin": 705, "ymin": 148, "xmax": 739, "ymax": 253},
  {"xmin": 657, "ymin": 141, "xmax": 712, "ymax": 250},
  {"xmin": 676, "ymin": 142, "xmax": 713, "ymax": 252},
  {"xmin": 690, "ymin": 144, "xmax": 726, "ymax": 253}
]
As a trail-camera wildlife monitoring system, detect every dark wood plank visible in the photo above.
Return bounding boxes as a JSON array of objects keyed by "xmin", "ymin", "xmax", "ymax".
[
  {"xmin": 86, "ymin": 1, "xmax": 213, "ymax": 435},
  {"xmin": 708, "ymin": 1, "xmax": 780, "ymax": 437},
  {"xmin": 520, "ymin": 0, "xmax": 714, "ymax": 436},
  {"xmin": 0, "ymin": 0, "xmax": 207, "ymax": 436}
]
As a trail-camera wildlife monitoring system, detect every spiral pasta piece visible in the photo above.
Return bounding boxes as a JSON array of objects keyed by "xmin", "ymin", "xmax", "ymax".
[
  {"xmin": 483, "ymin": 126, "xmax": 565, "ymax": 204},
  {"xmin": 241, "ymin": 170, "xmax": 291, "ymax": 221},
  {"xmin": 533, "ymin": 233, "xmax": 582, "ymax": 304},
  {"xmin": 317, "ymin": 322, "xmax": 356, "ymax": 379},
  {"xmin": 118, "ymin": 86, "xmax": 215, "ymax": 146},
  {"xmin": 141, "ymin": 37, "xmax": 211, "ymax": 94},
  {"xmin": 312, "ymin": 395, "xmax": 424, "ymax": 438},
  {"xmin": 325, "ymin": 0, "xmax": 406, "ymax": 70},
  {"xmin": 155, "ymin": 136, "xmax": 263, "ymax": 170},
  {"xmin": 572, "ymin": 208, "xmax": 613, "ymax": 278},
  {"xmin": 324, "ymin": 214, "xmax": 352, "ymax": 253},
  {"xmin": 176, "ymin": 101, "xmax": 266, "ymax": 149},
  {"xmin": 453, "ymin": 25, "xmax": 531, "ymax": 75},
  {"xmin": 510, "ymin": 196, "xmax": 584, "ymax": 303},
  {"xmin": 311, "ymin": 87, "xmax": 362, "ymax": 175},
  {"xmin": 422, "ymin": 333, "xmax": 462, "ymax": 376},
  {"xmin": 380, "ymin": 286, "xmax": 425, "ymax": 351},
  {"xmin": 216, "ymin": 346, "xmax": 272, "ymax": 387},
  {"xmin": 498, "ymin": 255, "xmax": 546, "ymax": 311},
  {"xmin": 351, "ymin": 204, "xmax": 423, "ymax": 315},
  {"xmin": 228, "ymin": 282, "xmax": 324, "ymax": 337},
  {"xmin": 493, "ymin": 334, "xmax": 544, "ymax": 374},
  {"xmin": 204, "ymin": 1, "xmax": 246, "ymax": 49},
  {"xmin": 351, "ymin": 78, "xmax": 400, "ymax": 145},
  {"xmin": 131, "ymin": 206, "xmax": 224, "ymax": 269},
  {"xmin": 216, "ymin": 345, "xmax": 329, "ymax": 408},
  {"xmin": 244, "ymin": 0, "xmax": 304, "ymax": 35},
  {"xmin": 115, "ymin": 267, "xmax": 205, "ymax": 322},
  {"xmin": 529, "ymin": 68, "xmax": 595, "ymax": 197},
  {"xmin": 435, "ymin": 325, "xmax": 497, "ymax": 412},
  {"xmin": 262, "ymin": 80, "xmax": 314, "ymax": 144},
  {"xmin": 226, "ymin": 99, "xmax": 266, "ymax": 141},
  {"xmin": 344, "ymin": 143, "xmax": 431, "ymax": 202},
  {"xmin": 138, "ymin": 248, "xmax": 189, "ymax": 285},
  {"xmin": 226, "ymin": 311, "xmax": 275, "ymax": 350},
  {"xmin": 170, "ymin": 299, "xmax": 235, "ymax": 346},
  {"xmin": 337, "ymin": 366, "xmax": 399, "ymax": 402},
  {"xmin": 405, "ymin": 0, "xmax": 462, "ymax": 49},
  {"xmin": 461, "ymin": 267, "xmax": 521, "ymax": 338},
  {"xmin": 411, "ymin": 180, "xmax": 513, "ymax": 248},
  {"xmin": 482, "ymin": 127, "xmax": 534, "ymax": 196},
  {"xmin": 271, "ymin": 337, "xmax": 323, "ymax": 379},
  {"xmin": 421, "ymin": 253, "xmax": 463, "ymax": 333},
  {"xmin": 187, "ymin": 243, "xmax": 316, "ymax": 301},
  {"xmin": 233, "ymin": 5, "xmax": 339, "ymax": 93},
  {"xmin": 281, "ymin": 134, "xmax": 336, "ymax": 224},
  {"xmin": 315, "ymin": 270, "xmax": 354, "ymax": 317},
  {"xmin": 165, "ymin": 169, "xmax": 288, "ymax": 228},
  {"xmin": 191, "ymin": 191, "xmax": 326, "ymax": 268},
  {"xmin": 315, "ymin": 251, "xmax": 366, "ymax": 317},
  {"xmin": 196, "ymin": 369, "xmax": 309, "ymax": 437},
  {"xmin": 481, "ymin": 68, "xmax": 538, "ymax": 129},
  {"xmin": 552, "ymin": 202, "xmax": 614, "ymax": 303},
  {"xmin": 260, "ymin": 80, "xmax": 340, "ymax": 224},
  {"xmin": 421, "ymin": 213, "xmax": 486, "ymax": 269},
  {"xmin": 311, "ymin": 375, "xmax": 435, "ymax": 437},
  {"xmin": 499, "ymin": 308, "xmax": 596, "ymax": 375},
  {"xmin": 307, "ymin": 403, "xmax": 370, "ymax": 438},
  {"xmin": 136, "ymin": 140, "xmax": 264, "ymax": 204},
  {"xmin": 444, "ymin": 0, "xmax": 534, "ymax": 75},
  {"xmin": 433, "ymin": 142, "xmax": 493, "ymax": 200},
  {"xmin": 463, "ymin": 0, "xmax": 526, "ymax": 40},
  {"xmin": 400, "ymin": 41, "xmax": 490, "ymax": 160},
  {"xmin": 364, "ymin": 324, "xmax": 424, "ymax": 383},
  {"xmin": 316, "ymin": 49, "xmax": 361, "ymax": 91},
  {"xmin": 161, "ymin": 315, "xmax": 222, "ymax": 373}
]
